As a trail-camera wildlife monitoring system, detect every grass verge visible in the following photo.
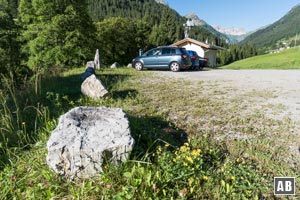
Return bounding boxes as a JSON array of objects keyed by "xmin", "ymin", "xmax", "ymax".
[{"xmin": 222, "ymin": 47, "xmax": 300, "ymax": 69}]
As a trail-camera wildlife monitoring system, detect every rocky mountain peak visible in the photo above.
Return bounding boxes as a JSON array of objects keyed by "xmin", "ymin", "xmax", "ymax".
[
  {"xmin": 155, "ymin": 0, "xmax": 167, "ymax": 5},
  {"xmin": 185, "ymin": 13, "xmax": 206, "ymax": 26},
  {"xmin": 213, "ymin": 26, "xmax": 247, "ymax": 36}
]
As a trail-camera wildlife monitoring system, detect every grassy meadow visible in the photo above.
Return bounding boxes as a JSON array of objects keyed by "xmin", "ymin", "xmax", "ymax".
[
  {"xmin": 223, "ymin": 47, "xmax": 300, "ymax": 69},
  {"xmin": 0, "ymin": 67, "xmax": 299, "ymax": 199}
]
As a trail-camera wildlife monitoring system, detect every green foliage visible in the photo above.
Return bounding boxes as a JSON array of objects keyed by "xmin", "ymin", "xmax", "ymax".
[
  {"xmin": 0, "ymin": 74, "xmax": 49, "ymax": 168},
  {"xmin": 223, "ymin": 47, "xmax": 300, "ymax": 69},
  {"xmin": 242, "ymin": 5, "xmax": 300, "ymax": 52},
  {"xmin": 96, "ymin": 17, "xmax": 139, "ymax": 65},
  {"xmin": 0, "ymin": 0, "xmax": 21, "ymax": 76},
  {"xmin": 148, "ymin": 6, "xmax": 184, "ymax": 46},
  {"xmin": 18, "ymin": 0, "xmax": 96, "ymax": 71},
  {"xmin": 87, "ymin": 0, "xmax": 174, "ymax": 24},
  {"xmin": 217, "ymin": 43, "xmax": 257, "ymax": 66}
]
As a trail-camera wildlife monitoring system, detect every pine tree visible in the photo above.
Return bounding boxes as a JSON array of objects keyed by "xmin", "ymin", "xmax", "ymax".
[
  {"xmin": 96, "ymin": 17, "xmax": 138, "ymax": 65},
  {"xmin": 18, "ymin": 0, "xmax": 96, "ymax": 72},
  {"xmin": 0, "ymin": 0, "xmax": 20, "ymax": 75}
]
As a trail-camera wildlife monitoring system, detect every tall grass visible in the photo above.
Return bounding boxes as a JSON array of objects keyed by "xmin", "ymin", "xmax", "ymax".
[{"xmin": 0, "ymin": 73, "xmax": 50, "ymax": 168}]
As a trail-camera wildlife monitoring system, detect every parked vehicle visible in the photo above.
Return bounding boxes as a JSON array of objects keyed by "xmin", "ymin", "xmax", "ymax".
[
  {"xmin": 187, "ymin": 50, "xmax": 208, "ymax": 70},
  {"xmin": 199, "ymin": 57, "xmax": 208, "ymax": 68},
  {"xmin": 132, "ymin": 46, "xmax": 191, "ymax": 72},
  {"xmin": 187, "ymin": 50, "xmax": 200, "ymax": 70}
]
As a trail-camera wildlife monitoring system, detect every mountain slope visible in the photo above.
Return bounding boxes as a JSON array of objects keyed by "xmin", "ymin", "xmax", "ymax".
[
  {"xmin": 241, "ymin": 4, "xmax": 300, "ymax": 51},
  {"xmin": 87, "ymin": 0, "xmax": 178, "ymax": 25},
  {"xmin": 222, "ymin": 47, "xmax": 300, "ymax": 69}
]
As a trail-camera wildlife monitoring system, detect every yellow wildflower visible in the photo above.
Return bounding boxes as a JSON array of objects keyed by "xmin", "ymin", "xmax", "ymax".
[
  {"xmin": 22, "ymin": 122, "xmax": 26, "ymax": 126},
  {"xmin": 180, "ymin": 146, "xmax": 187, "ymax": 152},
  {"xmin": 230, "ymin": 176, "xmax": 235, "ymax": 181},
  {"xmin": 191, "ymin": 149, "xmax": 201, "ymax": 157},
  {"xmin": 183, "ymin": 162, "xmax": 188, "ymax": 167},
  {"xmin": 180, "ymin": 145, "xmax": 190, "ymax": 152},
  {"xmin": 203, "ymin": 176, "xmax": 209, "ymax": 181},
  {"xmin": 186, "ymin": 156, "xmax": 193, "ymax": 164}
]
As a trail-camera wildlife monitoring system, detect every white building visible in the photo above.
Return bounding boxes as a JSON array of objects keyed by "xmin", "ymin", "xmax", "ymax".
[{"xmin": 171, "ymin": 38, "xmax": 224, "ymax": 68}]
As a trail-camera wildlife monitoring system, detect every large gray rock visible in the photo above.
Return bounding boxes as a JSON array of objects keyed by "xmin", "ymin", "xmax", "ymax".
[
  {"xmin": 81, "ymin": 74, "xmax": 108, "ymax": 99},
  {"xmin": 46, "ymin": 106, "xmax": 135, "ymax": 179}
]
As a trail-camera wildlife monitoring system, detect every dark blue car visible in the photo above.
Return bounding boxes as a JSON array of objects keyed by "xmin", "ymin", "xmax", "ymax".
[
  {"xmin": 187, "ymin": 50, "xmax": 200, "ymax": 70},
  {"xmin": 187, "ymin": 50, "xmax": 208, "ymax": 70}
]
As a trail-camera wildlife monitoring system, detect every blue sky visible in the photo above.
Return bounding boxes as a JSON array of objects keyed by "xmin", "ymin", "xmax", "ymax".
[{"xmin": 165, "ymin": 0, "xmax": 300, "ymax": 32}]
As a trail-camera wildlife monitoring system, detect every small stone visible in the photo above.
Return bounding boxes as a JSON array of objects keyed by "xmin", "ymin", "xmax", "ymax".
[
  {"xmin": 110, "ymin": 62, "xmax": 120, "ymax": 68},
  {"xmin": 81, "ymin": 74, "xmax": 108, "ymax": 99}
]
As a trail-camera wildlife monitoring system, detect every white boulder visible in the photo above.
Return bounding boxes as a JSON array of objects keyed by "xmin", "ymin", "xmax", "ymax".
[{"xmin": 46, "ymin": 106, "xmax": 135, "ymax": 179}]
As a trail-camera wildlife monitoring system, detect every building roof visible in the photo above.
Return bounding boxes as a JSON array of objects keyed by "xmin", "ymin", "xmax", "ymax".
[{"xmin": 170, "ymin": 37, "xmax": 224, "ymax": 50}]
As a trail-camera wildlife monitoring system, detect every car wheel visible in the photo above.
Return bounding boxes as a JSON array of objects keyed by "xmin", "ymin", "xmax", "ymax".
[
  {"xmin": 170, "ymin": 62, "xmax": 180, "ymax": 72},
  {"xmin": 134, "ymin": 62, "xmax": 143, "ymax": 71}
]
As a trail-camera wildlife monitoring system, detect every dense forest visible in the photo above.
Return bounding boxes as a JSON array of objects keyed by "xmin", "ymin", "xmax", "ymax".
[{"xmin": 0, "ymin": 0, "xmax": 257, "ymax": 83}]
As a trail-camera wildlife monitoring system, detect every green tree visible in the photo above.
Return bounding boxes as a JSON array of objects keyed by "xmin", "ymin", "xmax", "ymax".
[
  {"xmin": 0, "ymin": 0, "xmax": 20, "ymax": 76},
  {"xmin": 135, "ymin": 19, "xmax": 152, "ymax": 50},
  {"xmin": 18, "ymin": 0, "xmax": 96, "ymax": 72},
  {"xmin": 96, "ymin": 17, "xmax": 138, "ymax": 65}
]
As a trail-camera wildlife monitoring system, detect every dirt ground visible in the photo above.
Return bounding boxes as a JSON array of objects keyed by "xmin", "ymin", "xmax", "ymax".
[{"xmin": 156, "ymin": 69, "xmax": 300, "ymax": 122}]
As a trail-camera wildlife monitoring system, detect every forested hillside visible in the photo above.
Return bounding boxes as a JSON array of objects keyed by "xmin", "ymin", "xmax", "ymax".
[
  {"xmin": 87, "ymin": 0, "xmax": 227, "ymax": 48},
  {"xmin": 242, "ymin": 4, "xmax": 300, "ymax": 53}
]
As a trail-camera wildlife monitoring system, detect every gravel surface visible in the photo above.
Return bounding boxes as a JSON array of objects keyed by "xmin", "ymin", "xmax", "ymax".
[
  {"xmin": 155, "ymin": 69, "xmax": 300, "ymax": 122},
  {"xmin": 151, "ymin": 69, "xmax": 300, "ymax": 165}
]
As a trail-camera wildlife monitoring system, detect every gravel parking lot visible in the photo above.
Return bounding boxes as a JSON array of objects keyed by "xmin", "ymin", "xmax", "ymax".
[
  {"xmin": 156, "ymin": 69, "xmax": 300, "ymax": 122},
  {"xmin": 151, "ymin": 69, "xmax": 300, "ymax": 164}
]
